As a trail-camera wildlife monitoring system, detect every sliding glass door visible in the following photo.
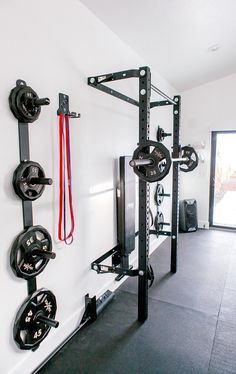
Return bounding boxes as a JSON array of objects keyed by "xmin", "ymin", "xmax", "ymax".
[{"xmin": 209, "ymin": 131, "xmax": 236, "ymax": 229}]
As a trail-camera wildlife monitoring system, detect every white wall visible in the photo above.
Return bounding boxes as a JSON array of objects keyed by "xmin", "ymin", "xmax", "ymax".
[
  {"xmin": 0, "ymin": 1, "xmax": 175, "ymax": 373},
  {"xmin": 180, "ymin": 73, "xmax": 236, "ymax": 228}
]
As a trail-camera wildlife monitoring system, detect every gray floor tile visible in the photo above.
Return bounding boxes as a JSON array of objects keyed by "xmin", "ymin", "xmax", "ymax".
[
  {"xmin": 219, "ymin": 289, "xmax": 236, "ymax": 325},
  {"xmin": 39, "ymin": 291, "xmax": 216, "ymax": 374},
  {"xmin": 209, "ymin": 320, "xmax": 236, "ymax": 374},
  {"xmin": 225, "ymin": 255, "xmax": 236, "ymax": 291},
  {"xmin": 37, "ymin": 229, "xmax": 236, "ymax": 374},
  {"xmin": 122, "ymin": 269, "xmax": 223, "ymax": 316}
]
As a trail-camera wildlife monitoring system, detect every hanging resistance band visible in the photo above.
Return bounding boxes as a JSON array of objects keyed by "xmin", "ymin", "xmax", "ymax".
[{"xmin": 58, "ymin": 114, "xmax": 75, "ymax": 244}]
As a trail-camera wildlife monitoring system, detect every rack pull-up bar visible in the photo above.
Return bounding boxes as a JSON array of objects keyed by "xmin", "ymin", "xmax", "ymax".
[{"xmin": 151, "ymin": 84, "xmax": 177, "ymax": 106}]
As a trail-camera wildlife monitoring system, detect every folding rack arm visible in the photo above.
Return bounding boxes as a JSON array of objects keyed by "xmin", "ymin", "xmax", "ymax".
[
  {"xmin": 88, "ymin": 69, "xmax": 140, "ymax": 107},
  {"xmin": 149, "ymin": 229, "xmax": 171, "ymax": 237},
  {"xmin": 91, "ymin": 245, "xmax": 139, "ymax": 277},
  {"xmin": 88, "ymin": 68, "xmax": 140, "ymax": 83}
]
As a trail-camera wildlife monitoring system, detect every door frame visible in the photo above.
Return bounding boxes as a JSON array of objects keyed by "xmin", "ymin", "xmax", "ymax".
[{"xmin": 209, "ymin": 130, "xmax": 236, "ymax": 229}]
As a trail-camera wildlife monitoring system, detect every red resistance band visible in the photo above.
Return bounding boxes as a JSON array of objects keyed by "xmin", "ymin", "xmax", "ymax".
[{"xmin": 58, "ymin": 114, "xmax": 75, "ymax": 244}]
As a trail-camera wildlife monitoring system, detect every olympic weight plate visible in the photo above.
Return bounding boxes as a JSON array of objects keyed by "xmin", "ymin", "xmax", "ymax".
[
  {"xmin": 154, "ymin": 211, "xmax": 164, "ymax": 233},
  {"xmin": 10, "ymin": 226, "xmax": 55, "ymax": 280},
  {"xmin": 154, "ymin": 183, "xmax": 164, "ymax": 206},
  {"xmin": 180, "ymin": 146, "xmax": 198, "ymax": 172},
  {"xmin": 156, "ymin": 126, "xmax": 165, "ymax": 142},
  {"xmin": 13, "ymin": 289, "xmax": 58, "ymax": 350},
  {"xmin": 149, "ymin": 208, "xmax": 154, "ymax": 228},
  {"xmin": 132, "ymin": 141, "xmax": 171, "ymax": 182},
  {"xmin": 9, "ymin": 82, "xmax": 41, "ymax": 123},
  {"xmin": 13, "ymin": 161, "xmax": 46, "ymax": 201},
  {"xmin": 9, "ymin": 84, "xmax": 24, "ymax": 121}
]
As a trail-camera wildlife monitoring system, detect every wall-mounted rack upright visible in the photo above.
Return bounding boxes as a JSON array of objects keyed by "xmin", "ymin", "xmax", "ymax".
[{"xmin": 88, "ymin": 66, "xmax": 180, "ymax": 322}]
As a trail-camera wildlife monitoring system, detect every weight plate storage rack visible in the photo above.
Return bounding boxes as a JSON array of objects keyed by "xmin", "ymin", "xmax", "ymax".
[
  {"xmin": 88, "ymin": 66, "xmax": 181, "ymax": 322},
  {"xmin": 9, "ymin": 80, "xmax": 59, "ymax": 351},
  {"xmin": 9, "ymin": 79, "xmax": 53, "ymax": 295}
]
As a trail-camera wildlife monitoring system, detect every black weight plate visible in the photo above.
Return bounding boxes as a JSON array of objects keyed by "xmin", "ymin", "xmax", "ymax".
[
  {"xmin": 147, "ymin": 263, "xmax": 154, "ymax": 288},
  {"xmin": 15, "ymin": 86, "xmax": 41, "ymax": 123},
  {"xmin": 9, "ymin": 85, "xmax": 24, "ymax": 121},
  {"xmin": 156, "ymin": 126, "xmax": 164, "ymax": 142},
  {"xmin": 13, "ymin": 161, "xmax": 46, "ymax": 201},
  {"xmin": 149, "ymin": 208, "xmax": 154, "ymax": 228},
  {"xmin": 13, "ymin": 288, "xmax": 57, "ymax": 350},
  {"xmin": 132, "ymin": 141, "xmax": 171, "ymax": 182},
  {"xmin": 10, "ymin": 225, "xmax": 53, "ymax": 279},
  {"xmin": 180, "ymin": 146, "xmax": 199, "ymax": 172},
  {"xmin": 154, "ymin": 183, "xmax": 164, "ymax": 206},
  {"xmin": 154, "ymin": 211, "xmax": 164, "ymax": 233}
]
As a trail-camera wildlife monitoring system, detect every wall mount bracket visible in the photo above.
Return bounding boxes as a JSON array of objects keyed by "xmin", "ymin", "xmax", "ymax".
[{"xmin": 57, "ymin": 93, "xmax": 80, "ymax": 118}]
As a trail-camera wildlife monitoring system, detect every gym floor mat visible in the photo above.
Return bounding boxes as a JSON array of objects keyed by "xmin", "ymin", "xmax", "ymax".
[{"xmin": 38, "ymin": 229, "xmax": 236, "ymax": 374}]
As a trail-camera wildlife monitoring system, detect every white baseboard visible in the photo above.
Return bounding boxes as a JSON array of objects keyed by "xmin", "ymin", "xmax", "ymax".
[{"xmin": 198, "ymin": 220, "xmax": 209, "ymax": 229}]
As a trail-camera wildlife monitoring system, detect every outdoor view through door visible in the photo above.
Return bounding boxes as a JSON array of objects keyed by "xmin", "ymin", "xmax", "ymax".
[{"xmin": 210, "ymin": 131, "xmax": 236, "ymax": 229}]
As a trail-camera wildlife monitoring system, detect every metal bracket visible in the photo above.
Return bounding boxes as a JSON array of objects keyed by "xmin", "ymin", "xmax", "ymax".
[
  {"xmin": 16, "ymin": 79, "xmax": 27, "ymax": 87},
  {"xmin": 57, "ymin": 93, "xmax": 80, "ymax": 118},
  {"xmin": 80, "ymin": 294, "xmax": 97, "ymax": 326},
  {"xmin": 80, "ymin": 290, "xmax": 115, "ymax": 328},
  {"xmin": 151, "ymin": 100, "xmax": 174, "ymax": 108},
  {"xmin": 91, "ymin": 245, "xmax": 139, "ymax": 277},
  {"xmin": 149, "ymin": 229, "xmax": 171, "ymax": 237}
]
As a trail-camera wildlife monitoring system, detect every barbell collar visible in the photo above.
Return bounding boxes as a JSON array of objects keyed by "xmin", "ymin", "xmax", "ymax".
[
  {"xmin": 36, "ymin": 315, "xmax": 59, "ymax": 328},
  {"xmin": 30, "ymin": 177, "xmax": 53, "ymax": 185},
  {"xmin": 129, "ymin": 159, "xmax": 154, "ymax": 167}
]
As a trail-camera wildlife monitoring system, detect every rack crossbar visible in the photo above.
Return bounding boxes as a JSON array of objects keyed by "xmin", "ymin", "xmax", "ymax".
[{"xmin": 151, "ymin": 84, "xmax": 177, "ymax": 105}]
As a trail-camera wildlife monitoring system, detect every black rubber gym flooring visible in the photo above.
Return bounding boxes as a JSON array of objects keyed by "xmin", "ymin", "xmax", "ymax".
[{"xmin": 38, "ymin": 229, "xmax": 236, "ymax": 374}]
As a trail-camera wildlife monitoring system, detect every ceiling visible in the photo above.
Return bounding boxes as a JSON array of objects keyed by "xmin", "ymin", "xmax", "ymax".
[{"xmin": 80, "ymin": 0, "xmax": 236, "ymax": 91}]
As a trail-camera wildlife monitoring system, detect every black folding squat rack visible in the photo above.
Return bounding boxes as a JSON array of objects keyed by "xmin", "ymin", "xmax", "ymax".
[{"xmin": 88, "ymin": 66, "xmax": 181, "ymax": 322}]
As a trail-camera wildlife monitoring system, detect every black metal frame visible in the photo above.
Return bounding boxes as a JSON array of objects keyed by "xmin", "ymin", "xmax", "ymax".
[
  {"xmin": 209, "ymin": 130, "xmax": 236, "ymax": 230},
  {"xmin": 15, "ymin": 79, "xmax": 37, "ymax": 295},
  {"xmin": 171, "ymin": 96, "xmax": 181, "ymax": 273},
  {"xmin": 88, "ymin": 67, "xmax": 179, "ymax": 322}
]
